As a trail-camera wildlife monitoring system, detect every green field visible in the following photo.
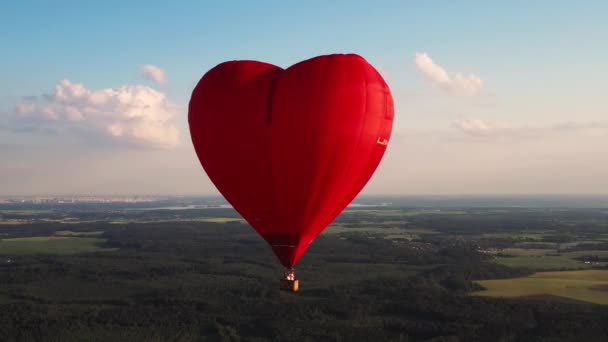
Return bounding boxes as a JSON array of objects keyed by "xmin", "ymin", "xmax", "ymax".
[
  {"xmin": 342, "ymin": 209, "xmax": 467, "ymax": 217},
  {"xmin": 493, "ymin": 255, "xmax": 593, "ymax": 270},
  {"xmin": 0, "ymin": 210, "xmax": 53, "ymax": 214},
  {"xmin": 515, "ymin": 241, "xmax": 556, "ymax": 248},
  {"xmin": 109, "ymin": 217, "xmax": 244, "ymax": 224},
  {"xmin": 559, "ymin": 240, "xmax": 605, "ymax": 248},
  {"xmin": 474, "ymin": 269, "xmax": 608, "ymax": 304},
  {"xmin": 342, "ymin": 209, "xmax": 403, "ymax": 216},
  {"xmin": 402, "ymin": 209, "xmax": 467, "ymax": 216},
  {"xmin": 501, "ymin": 248, "xmax": 551, "ymax": 256},
  {"xmin": 483, "ymin": 232, "xmax": 549, "ymax": 240},
  {"xmin": 55, "ymin": 230, "xmax": 104, "ymax": 236},
  {"xmin": 197, "ymin": 217, "xmax": 244, "ymax": 223},
  {"xmin": 492, "ymin": 248, "xmax": 608, "ymax": 270},
  {"xmin": 0, "ymin": 236, "xmax": 116, "ymax": 255},
  {"xmin": 325, "ymin": 224, "xmax": 438, "ymax": 239}
]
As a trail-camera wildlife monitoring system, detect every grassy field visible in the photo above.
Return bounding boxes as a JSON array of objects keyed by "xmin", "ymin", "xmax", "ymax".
[
  {"xmin": 342, "ymin": 209, "xmax": 467, "ymax": 216},
  {"xmin": 109, "ymin": 217, "xmax": 244, "ymax": 224},
  {"xmin": 474, "ymin": 269, "xmax": 608, "ymax": 304},
  {"xmin": 0, "ymin": 236, "xmax": 116, "ymax": 255},
  {"xmin": 482, "ymin": 232, "xmax": 549, "ymax": 240},
  {"xmin": 500, "ymin": 248, "xmax": 551, "ymax": 256},
  {"xmin": 324, "ymin": 224, "xmax": 438, "ymax": 240},
  {"xmin": 55, "ymin": 230, "xmax": 104, "ymax": 236},
  {"xmin": 402, "ymin": 209, "xmax": 467, "ymax": 216},
  {"xmin": 0, "ymin": 217, "xmax": 102, "ymax": 225},
  {"xmin": 559, "ymin": 240, "xmax": 605, "ymax": 248},
  {"xmin": 515, "ymin": 241, "xmax": 556, "ymax": 248},
  {"xmin": 493, "ymin": 255, "xmax": 593, "ymax": 270},
  {"xmin": 0, "ymin": 210, "xmax": 53, "ymax": 214},
  {"xmin": 342, "ymin": 209, "xmax": 403, "ymax": 216},
  {"xmin": 197, "ymin": 217, "xmax": 244, "ymax": 223},
  {"xmin": 492, "ymin": 248, "xmax": 608, "ymax": 270}
]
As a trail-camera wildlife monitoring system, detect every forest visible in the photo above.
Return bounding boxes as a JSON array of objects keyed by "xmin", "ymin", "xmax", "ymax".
[{"xmin": 1, "ymin": 200, "xmax": 607, "ymax": 341}]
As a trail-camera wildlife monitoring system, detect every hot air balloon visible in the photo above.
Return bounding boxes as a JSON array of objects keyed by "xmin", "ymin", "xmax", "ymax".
[{"xmin": 189, "ymin": 54, "xmax": 393, "ymax": 291}]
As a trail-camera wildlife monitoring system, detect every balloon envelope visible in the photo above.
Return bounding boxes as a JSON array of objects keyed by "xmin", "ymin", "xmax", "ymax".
[{"xmin": 189, "ymin": 54, "xmax": 393, "ymax": 267}]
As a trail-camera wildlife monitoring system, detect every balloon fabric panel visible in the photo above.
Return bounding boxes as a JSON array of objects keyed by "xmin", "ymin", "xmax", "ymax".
[{"xmin": 189, "ymin": 54, "xmax": 393, "ymax": 268}]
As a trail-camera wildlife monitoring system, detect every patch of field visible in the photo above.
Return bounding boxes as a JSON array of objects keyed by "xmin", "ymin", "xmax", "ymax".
[
  {"xmin": 501, "ymin": 248, "xmax": 552, "ymax": 257},
  {"xmin": 0, "ymin": 217, "xmax": 102, "ymax": 225},
  {"xmin": 515, "ymin": 241, "xmax": 556, "ymax": 249},
  {"xmin": 493, "ymin": 248, "xmax": 608, "ymax": 270},
  {"xmin": 0, "ymin": 210, "xmax": 53, "ymax": 214},
  {"xmin": 483, "ymin": 232, "xmax": 548, "ymax": 240},
  {"xmin": 385, "ymin": 228, "xmax": 440, "ymax": 240},
  {"xmin": 473, "ymin": 269, "xmax": 608, "ymax": 304},
  {"xmin": 197, "ymin": 217, "xmax": 244, "ymax": 223},
  {"xmin": 560, "ymin": 241, "xmax": 604, "ymax": 249},
  {"xmin": 3, "ymin": 236, "xmax": 73, "ymax": 242},
  {"xmin": 402, "ymin": 209, "xmax": 467, "ymax": 216},
  {"xmin": 592, "ymin": 285, "xmax": 608, "ymax": 292},
  {"xmin": 0, "ymin": 219, "xmax": 29, "ymax": 225},
  {"xmin": 325, "ymin": 226, "xmax": 408, "ymax": 235},
  {"xmin": 342, "ymin": 208, "xmax": 466, "ymax": 217},
  {"xmin": 325, "ymin": 225, "xmax": 438, "ymax": 238},
  {"xmin": 564, "ymin": 250, "xmax": 608, "ymax": 258},
  {"xmin": 376, "ymin": 220, "xmax": 407, "ymax": 225},
  {"xmin": 343, "ymin": 208, "xmax": 466, "ymax": 217},
  {"xmin": 493, "ymin": 255, "xmax": 591, "ymax": 270},
  {"xmin": 516, "ymin": 294, "xmax": 593, "ymax": 305},
  {"xmin": 342, "ymin": 209, "xmax": 403, "ymax": 216},
  {"xmin": 55, "ymin": 230, "xmax": 104, "ymax": 236},
  {"xmin": 109, "ymin": 217, "xmax": 244, "ymax": 224},
  {"xmin": 0, "ymin": 236, "xmax": 116, "ymax": 255}
]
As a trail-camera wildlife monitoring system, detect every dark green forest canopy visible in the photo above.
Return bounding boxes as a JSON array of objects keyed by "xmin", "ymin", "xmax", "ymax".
[{"xmin": 0, "ymin": 205, "xmax": 607, "ymax": 341}]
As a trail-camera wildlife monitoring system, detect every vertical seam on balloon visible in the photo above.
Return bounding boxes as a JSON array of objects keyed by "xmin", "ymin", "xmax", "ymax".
[
  {"xmin": 323, "ymin": 70, "xmax": 391, "ymax": 241},
  {"xmin": 312, "ymin": 58, "xmax": 370, "ymax": 240},
  {"xmin": 268, "ymin": 68, "xmax": 282, "ymax": 252},
  {"xmin": 205, "ymin": 61, "xmax": 240, "ymax": 213},
  {"xmin": 266, "ymin": 69, "xmax": 282, "ymax": 125},
  {"xmin": 296, "ymin": 56, "xmax": 335, "ymax": 240},
  {"xmin": 385, "ymin": 86, "xmax": 390, "ymax": 120}
]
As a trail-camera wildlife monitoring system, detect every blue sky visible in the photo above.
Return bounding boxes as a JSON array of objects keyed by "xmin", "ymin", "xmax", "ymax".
[{"xmin": 1, "ymin": 1, "xmax": 607, "ymax": 195}]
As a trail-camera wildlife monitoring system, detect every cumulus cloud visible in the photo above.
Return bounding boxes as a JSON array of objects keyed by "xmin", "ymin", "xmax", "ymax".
[
  {"xmin": 14, "ymin": 79, "xmax": 180, "ymax": 148},
  {"xmin": 452, "ymin": 118, "xmax": 608, "ymax": 139},
  {"xmin": 552, "ymin": 121, "xmax": 608, "ymax": 132},
  {"xmin": 140, "ymin": 64, "xmax": 167, "ymax": 85},
  {"xmin": 414, "ymin": 53, "xmax": 483, "ymax": 95},
  {"xmin": 452, "ymin": 118, "xmax": 512, "ymax": 136}
]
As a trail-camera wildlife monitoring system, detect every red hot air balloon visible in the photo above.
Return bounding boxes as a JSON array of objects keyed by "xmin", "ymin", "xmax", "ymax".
[{"xmin": 189, "ymin": 54, "xmax": 393, "ymax": 291}]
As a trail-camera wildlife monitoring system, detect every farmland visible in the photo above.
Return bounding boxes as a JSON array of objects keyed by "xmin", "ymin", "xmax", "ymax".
[
  {"xmin": 475, "ymin": 269, "xmax": 608, "ymax": 304},
  {"xmin": 0, "ymin": 197, "xmax": 607, "ymax": 340},
  {"xmin": 0, "ymin": 230, "xmax": 116, "ymax": 255}
]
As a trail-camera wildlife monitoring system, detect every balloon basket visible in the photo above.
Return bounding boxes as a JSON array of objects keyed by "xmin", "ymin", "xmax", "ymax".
[
  {"xmin": 280, "ymin": 268, "xmax": 299, "ymax": 292},
  {"xmin": 279, "ymin": 278, "xmax": 299, "ymax": 292}
]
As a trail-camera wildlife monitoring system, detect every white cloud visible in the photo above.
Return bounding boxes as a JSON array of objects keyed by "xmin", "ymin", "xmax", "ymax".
[
  {"xmin": 452, "ymin": 118, "xmax": 511, "ymax": 136},
  {"xmin": 452, "ymin": 118, "xmax": 608, "ymax": 140},
  {"xmin": 14, "ymin": 79, "xmax": 180, "ymax": 148},
  {"xmin": 414, "ymin": 52, "xmax": 483, "ymax": 96},
  {"xmin": 551, "ymin": 121, "xmax": 608, "ymax": 133},
  {"xmin": 140, "ymin": 64, "xmax": 167, "ymax": 85}
]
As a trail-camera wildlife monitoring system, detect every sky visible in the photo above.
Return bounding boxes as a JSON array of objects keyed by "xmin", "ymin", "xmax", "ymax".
[{"xmin": 1, "ymin": 1, "xmax": 607, "ymax": 196}]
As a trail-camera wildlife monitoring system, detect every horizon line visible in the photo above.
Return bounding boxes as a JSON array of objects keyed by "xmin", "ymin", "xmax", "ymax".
[{"xmin": 3, "ymin": 193, "xmax": 608, "ymax": 198}]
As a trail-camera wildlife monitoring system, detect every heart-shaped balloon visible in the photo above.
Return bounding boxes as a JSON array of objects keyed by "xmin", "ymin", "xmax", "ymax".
[{"xmin": 189, "ymin": 54, "xmax": 393, "ymax": 268}]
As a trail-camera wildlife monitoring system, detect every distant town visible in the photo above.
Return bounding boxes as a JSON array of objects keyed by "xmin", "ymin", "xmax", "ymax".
[{"xmin": 0, "ymin": 196, "xmax": 168, "ymax": 204}]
